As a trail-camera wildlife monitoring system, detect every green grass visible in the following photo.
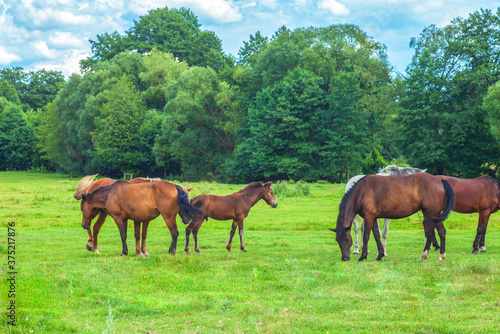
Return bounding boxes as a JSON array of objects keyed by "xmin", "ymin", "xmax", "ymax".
[{"xmin": 1, "ymin": 171, "xmax": 500, "ymax": 333}]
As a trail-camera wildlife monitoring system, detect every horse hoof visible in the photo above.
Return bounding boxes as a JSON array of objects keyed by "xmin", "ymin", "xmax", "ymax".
[
  {"xmin": 92, "ymin": 249, "xmax": 100, "ymax": 255},
  {"xmin": 472, "ymin": 250, "xmax": 479, "ymax": 254},
  {"xmin": 480, "ymin": 247, "xmax": 487, "ymax": 253},
  {"xmin": 143, "ymin": 252, "xmax": 149, "ymax": 257},
  {"xmin": 353, "ymin": 251, "xmax": 359, "ymax": 255},
  {"xmin": 241, "ymin": 248, "xmax": 247, "ymax": 252},
  {"xmin": 226, "ymin": 246, "xmax": 231, "ymax": 252},
  {"xmin": 86, "ymin": 244, "xmax": 92, "ymax": 251},
  {"xmin": 195, "ymin": 249, "xmax": 202, "ymax": 254},
  {"xmin": 136, "ymin": 252, "xmax": 144, "ymax": 257},
  {"xmin": 421, "ymin": 252, "xmax": 429, "ymax": 260},
  {"xmin": 376, "ymin": 256, "xmax": 383, "ymax": 261},
  {"xmin": 438, "ymin": 253, "xmax": 446, "ymax": 261},
  {"xmin": 120, "ymin": 253, "xmax": 128, "ymax": 257}
]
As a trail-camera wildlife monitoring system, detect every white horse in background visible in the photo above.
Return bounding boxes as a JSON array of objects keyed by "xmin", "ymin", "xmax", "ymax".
[{"xmin": 346, "ymin": 165, "xmax": 427, "ymax": 256}]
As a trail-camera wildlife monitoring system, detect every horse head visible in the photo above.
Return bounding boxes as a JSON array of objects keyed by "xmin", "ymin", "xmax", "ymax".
[
  {"xmin": 262, "ymin": 181, "xmax": 278, "ymax": 208},
  {"xmin": 80, "ymin": 194, "xmax": 99, "ymax": 230},
  {"xmin": 330, "ymin": 227, "xmax": 352, "ymax": 261}
]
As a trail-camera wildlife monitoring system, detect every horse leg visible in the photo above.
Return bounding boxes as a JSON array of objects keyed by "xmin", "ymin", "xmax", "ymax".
[
  {"xmin": 226, "ymin": 220, "xmax": 238, "ymax": 252},
  {"xmin": 435, "ymin": 222, "xmax": 446, "ymax": 261},
  {"xmin": 134, "ymin": 221, "xmax": 143, "ymax": 256},
  {"xmin": 381, "ymin": 218, "xmax": 390, "ymax": 257},
  {"xmin": 359, "ymin": 218, "xmax": 374, "ymax": 261},
  {"xmin": 473, "ymin": 211, "xmax": 490, "ymax": 253},
  {"xmin": 115, "ymin": 218, "xmax": 128, "ymax": 256},
  {"xmin": 421, "ymin": 219, "xmax": 435, "ymax": 260},
  {"xmin": 193, "ymin": 222, "xmax": 202, "ymax": 254},
  {"xmin": 238, "ymin": 220, "xmax": 247, "ymax": 252},
  {"xmin": 89, "ymin": 210, "xmax": 107, "ymax": 254},
  {"xmin": 161, "ymin": 213, "xmax": 179, "ymax": 255},
  {"xmin": 371, "ymin": 220, "xmax": 385, "ymax": 261},
  {"xmin": 353, "ymin": 216, "xmax": 360, "ymax": 255},
  {"xmin": 431, "ymin": 232, "xmax": 440, "ymax": 251},
  {"xmin": 185, "ymin": 222, "xmax": 193, "ymax": 254},
  {"xmin": 141, "ymin": 221, "xmax": 150, "ymax": 257}
]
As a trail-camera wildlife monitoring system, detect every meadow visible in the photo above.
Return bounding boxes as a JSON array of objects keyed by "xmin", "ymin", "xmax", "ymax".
[{"xmin": 1, "ymin": 171, "xmax": 499, "ymax": 333}]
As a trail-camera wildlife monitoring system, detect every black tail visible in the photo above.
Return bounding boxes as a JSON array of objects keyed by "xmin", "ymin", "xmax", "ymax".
[
  {"xmin": 176, "ymin": 186, "xmax": 204, "ymax": 225},
  {"xmin": 435, "ymin": 179, "xmax": 455, "ymax": 223}
]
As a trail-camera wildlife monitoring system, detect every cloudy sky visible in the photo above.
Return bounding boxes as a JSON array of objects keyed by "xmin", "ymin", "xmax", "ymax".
[{"xmin": 1, "ymin": 0, "xmax": 498, "ymax": 77}]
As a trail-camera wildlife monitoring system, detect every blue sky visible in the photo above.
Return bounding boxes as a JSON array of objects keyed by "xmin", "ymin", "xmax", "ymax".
[{"xmin": 0, "ymin": 0, "xmax": 498, "ymax": 77}]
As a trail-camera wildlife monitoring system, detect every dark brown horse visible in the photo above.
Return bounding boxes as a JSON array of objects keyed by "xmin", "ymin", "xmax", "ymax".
[
  {"xmin": 74, "ymin": 176, "xmax": 191, "ymax": 255},
  {"xmin": 331, "ymin": 173, "xmax": 455, "ymax": 261},
  {"xmin": 80, "ymin": 180, "xmax": 202, "ymax": 256},
  {"xmin": 185, "ymin": 182, "xmax": 278, "ymax": 254},
  {"xmin": 437, "ymin": 175, "xmax": 500, "ymax": 253}
]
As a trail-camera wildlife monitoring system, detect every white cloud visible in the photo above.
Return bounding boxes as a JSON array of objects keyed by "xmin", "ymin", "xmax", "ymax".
[
  {"xmin": 318, "ymin": 0, "xmax": 350, "ymax": 16},
  {"xmin": 48, "ymin": 32, "xmax": 87, "ymax": 49},
  {"xmin": 32, "ymin": 40, "xmax": 57, "ymax": 59},
  {"xmin": 35, "ymin": 49, "xmax": 90, "ymax": 77},
  {"xmin": 0, "ymin": 46, "xmax": 21, "ymax": 65}
]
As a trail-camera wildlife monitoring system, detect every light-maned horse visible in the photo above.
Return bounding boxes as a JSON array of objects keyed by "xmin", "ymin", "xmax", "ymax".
[
  {"xmin": 437, "ymin": 175, "xmax": 500, "ymax": 253},
  {"xmin": 345, "ymin": 165, "xmax": 427, "ymax": 256},
  {"xmin": 331, "ymin": 173, "xmax": 455, "ymax": 261},
  {"xmin": 74, "ymin": 175, "xmax": 187, "ymax": 255},
  {"xmin": 80, "ymin": 181, "xmax": 202, "ymax": 255},
  {"xmin": 185, "ymin": 182, "xmax": 278, "ymax": 254}
]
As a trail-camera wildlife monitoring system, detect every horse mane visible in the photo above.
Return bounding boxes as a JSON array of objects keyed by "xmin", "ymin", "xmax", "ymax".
[
  {"xmin": 336, "ymin": 179, "xmax": 361, "ymax": 237},
  {"xmin": 377, "ymin": 165, "xmax": 426, "ymax": 175},
  {"xmin": 84, "ymin": 181, "xmax": 124, "ymax": 202},
  {"xmin": 237, "ymin": 182, "xmax": 263, "ymax": 193},
  {"xmin": 73, "ymin": 174, "xmax": 99, "ymax": 200},
  {"xmin": 133, "ymin": 177, "xmax": 162, "ymax": 182}
]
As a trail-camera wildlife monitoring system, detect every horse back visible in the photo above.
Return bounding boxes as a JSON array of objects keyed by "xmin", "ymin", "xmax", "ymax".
[
  {"xmin": 438, "ymin": 175, "xmax": 500, "ymax": 213},
  {"xmin": 360, "ymin": 173, "xmax": 445, "ymax": 219},
  {"xmin": 86, "ymin": 178, "xmax": 115, "ymax": 194},
  {"xmin": 107, "ymin": 181, "xmax": 178, "ymax": 221},
  {"xmin": 191, "ymin": 193, "xmax": 245, "ymax": 220}
]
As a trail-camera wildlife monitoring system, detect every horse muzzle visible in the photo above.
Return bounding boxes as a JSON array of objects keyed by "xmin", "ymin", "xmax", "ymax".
[
  {"xmin": 81, "ymin": 221, "xmax": 90, "ymax": 230},
  {"xmin": 341, "ymin": 256, "xmax": 350, "ymax": 261},
  {"xmin": 271, "ymin": 201, "xmax": 278, "ymax": 208}
]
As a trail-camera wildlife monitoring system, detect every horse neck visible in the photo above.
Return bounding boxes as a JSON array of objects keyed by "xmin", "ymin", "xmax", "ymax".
[
  {"xmin": 240, "ymin": 187, "xmax": 264, "ymax": 207},
  {"xmin": 87, "ymin": 187, "xmax": 113, "ymax": 209}
]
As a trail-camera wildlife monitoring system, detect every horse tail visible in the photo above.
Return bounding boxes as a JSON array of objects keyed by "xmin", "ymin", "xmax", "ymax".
[
  {"xmin": 73, "ymin": 174, "xmax": 99, "ymax": 200},
  {"xmin": 434, "ymin": 179, "xmax": 455, "ymax": 223},
  {"xmin": 191, "ymin": 196, "xmax": 209, "ymax": 221},
  {"xmin": 176, "ymin": 185, "xmax": 204, "ymax": 225}
]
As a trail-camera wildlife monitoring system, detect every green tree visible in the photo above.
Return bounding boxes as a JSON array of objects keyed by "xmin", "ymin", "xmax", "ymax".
[
  {"xmin": 155, "ymin": 66, "xmax": 241, "ymax": 179},
  {"xmin": 233, "ymin": 67, "xmax": 327, "ymax": 181},
  {"xmin": 398, "ymin": 9, "xmax": 500, "ymax": 177},
  {"xmin": 0, "ymin": 80, "xmax": 21, "ymax": 105},
  {"xmin": 0, "ymin": 105, "xmax": 35, "ymax": 170},
  {"xmin": 483, "ymin": 82, "xmax": 500, "ymax": 143},
  {"xmin": 85, "ymin": 7, "xmax": 233, "ymax": 73},
  {"xmin": 91, "ymin": 76, "xmax": 147, "ymax": 175}
]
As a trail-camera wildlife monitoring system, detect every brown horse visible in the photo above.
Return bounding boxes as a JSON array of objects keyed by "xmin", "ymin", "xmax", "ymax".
[
  {"xmin": 185, "ymin": 182, "xmax": 278, "ymax": 254},
  {"xmin": 80, "ymin": 180, "xmax": 202, "ymax": 256},
  {"xmin": 74, "ymin": 175, "xmax": 187, "ymax": 255},
  {"xmin": 437, "ymin": 175, "xmax": 500, "ymax": 253},
  {"xmin": 331, "ymin": 173, "xmax": 455, "ymax": 261}
]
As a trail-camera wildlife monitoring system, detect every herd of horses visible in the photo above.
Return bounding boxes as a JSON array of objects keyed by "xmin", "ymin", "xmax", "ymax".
[{"xmin": 74, "ymin": 165, "xmax": 500, "ymax": 261}]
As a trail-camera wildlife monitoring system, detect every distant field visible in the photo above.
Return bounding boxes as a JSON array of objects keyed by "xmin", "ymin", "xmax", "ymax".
[{"xmin": 1, "ymin": 172, "xmax": 499, "ymax": 333}]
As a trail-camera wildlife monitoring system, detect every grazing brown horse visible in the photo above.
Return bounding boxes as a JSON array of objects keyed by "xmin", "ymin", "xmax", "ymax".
[
  {"xmin": 80, "ymin": 180, "xmax": 202, "ymax": 256},
  {"xmin": 331, "ymin": 173, "xmax": 455, "ymax": 261},
  {"xmin": 185, "ymin": 182, "xmax": 278, "ymax": 254},
  {"xmin": 74, "ymin": 175, "xmax": 189, "ymax": 255},
  {"xmin": 437, "ymin": 175, "xmax": 500, "ymax": 253}
]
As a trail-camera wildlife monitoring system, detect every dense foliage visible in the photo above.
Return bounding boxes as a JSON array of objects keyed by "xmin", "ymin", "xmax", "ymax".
[{"xmin": 1, "ymin": 6, "xmax": 499, "ymax": 181}]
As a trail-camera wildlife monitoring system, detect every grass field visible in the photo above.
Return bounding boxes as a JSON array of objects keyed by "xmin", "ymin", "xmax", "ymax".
[{"xmin": 1, "ymin": 171, "xmax": 500, "ymax": 333}]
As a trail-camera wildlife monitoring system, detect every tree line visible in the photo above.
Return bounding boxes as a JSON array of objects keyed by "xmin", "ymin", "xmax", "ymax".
[{"xmin": 0, "ymin": 7, "xmax": 499, "ymax": 182}]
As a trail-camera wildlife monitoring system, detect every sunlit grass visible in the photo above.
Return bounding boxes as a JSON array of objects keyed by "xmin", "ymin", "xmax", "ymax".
[{"xmin": 1, "ymin": 171, "xmax": 499, "ymax": 333}]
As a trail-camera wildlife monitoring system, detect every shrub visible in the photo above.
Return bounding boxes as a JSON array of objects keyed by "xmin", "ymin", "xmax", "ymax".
[{"xmin": 272, "ymin": 180, "xmax": 310, "ymax": 198}]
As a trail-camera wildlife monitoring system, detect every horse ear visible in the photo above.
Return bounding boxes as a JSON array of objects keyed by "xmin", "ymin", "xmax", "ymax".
[
  {"xmin": 264, "ymin": 181, "xmax": 272, "ymax": 187},
  {"xmin": 187, "ymin": 188, "xmax": 193, "ymax": 192},
  {"xmin": 81, "ymin": 194, "xmax": 86, "ymax": 201},
  {"xmin": 328, "ymin": 228, "xmax": 337, "ymax": 233}
]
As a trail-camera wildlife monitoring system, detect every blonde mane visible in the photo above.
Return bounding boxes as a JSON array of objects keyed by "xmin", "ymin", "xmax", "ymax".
[{"xmin": 73, "ymin": 174, "xmax": 99, "ymax": 200}]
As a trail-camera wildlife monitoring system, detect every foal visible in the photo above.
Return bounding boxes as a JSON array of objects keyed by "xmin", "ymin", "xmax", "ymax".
[{"xmin": 185, "ymin": 182, "xmax": 278, "ymax": 253}]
